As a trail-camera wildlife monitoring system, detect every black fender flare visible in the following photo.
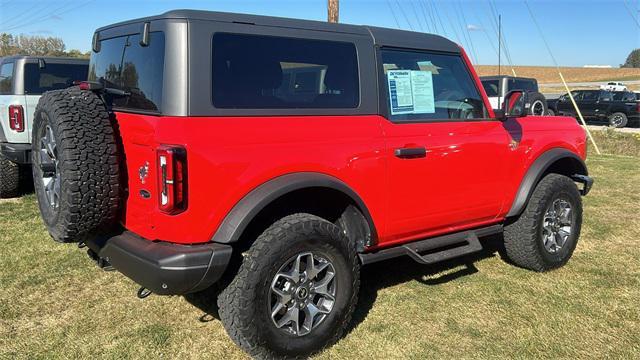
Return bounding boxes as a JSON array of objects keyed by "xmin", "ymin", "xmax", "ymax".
[
  {"xmin": 506, "ymin": 148, "xmax": 587, "ymax": 217},
  {"xmin": 210, "ymin": 172, "xmax": 378, "ymax": 245}
]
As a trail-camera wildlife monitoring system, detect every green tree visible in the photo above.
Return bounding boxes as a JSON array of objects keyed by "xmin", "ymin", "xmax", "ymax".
[
  {"xmin": 622, "ymin": 49, "xmax": 640, "ymax": 68},
  {"xmin": 0, "ymin": 32, "xmax": 89, "ymax": 58}
]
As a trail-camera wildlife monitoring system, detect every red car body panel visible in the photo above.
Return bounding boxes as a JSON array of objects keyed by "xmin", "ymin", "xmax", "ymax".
[{"xmin": 113, "ymin": 46, "xmax": 587, "ymax": 249}]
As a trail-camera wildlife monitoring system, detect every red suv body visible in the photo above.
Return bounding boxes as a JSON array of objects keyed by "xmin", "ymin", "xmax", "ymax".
[
  {"xmin": 76, "ymin": 11, "xmax": 592, "ymax": 295},
  {"xmin": 33, "ymin": 10, "xmax": 592, "ymax": 357}
]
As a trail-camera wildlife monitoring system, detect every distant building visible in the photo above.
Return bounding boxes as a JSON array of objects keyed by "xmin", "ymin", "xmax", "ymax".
[{"xmin": 583, "ymin": 65, "xmax": 613, "ymax": 68}]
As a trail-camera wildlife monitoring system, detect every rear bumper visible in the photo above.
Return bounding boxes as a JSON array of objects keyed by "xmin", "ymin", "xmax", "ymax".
[
  {"xmin": 87, "ymin": 231, "xmax": 232, "ymax": 295},
  {"xmin": 0, "ymin": 143, "xmax": 31, "ymax": 164}
]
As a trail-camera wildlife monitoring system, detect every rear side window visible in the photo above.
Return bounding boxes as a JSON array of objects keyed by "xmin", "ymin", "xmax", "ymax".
[
  {"xmin": 0, "ymin": 62, "xmax": 14, "ymax": 95},
  {"xmin": 381, "ymin": 49, "xmax": 486, "ymax": 122},
  {"xmin": 212, "ymin": 33, "xmax": 359, "ymax": 109},
  {"xmin": 24, "ymin": 63, "xmax": 88, "ymax": 94},
  {"xmin": 88, "ymin": 32, "xmax": 165, "ymax": 112},
  {"xmin": 481, "ymin": 80, "xmax": 499, "ymax": 97},
  {"xmin": 509, "ymin": 79, "xmax": 537, "ymax": 92}
]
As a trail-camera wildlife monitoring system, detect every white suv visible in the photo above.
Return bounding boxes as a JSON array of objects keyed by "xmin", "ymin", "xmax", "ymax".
[
  {"xmin": 0, "ymin": 56, "xmax": 88, "ymax": 197},
  {"xmin": 600, "ymin": 82, "xmax": 627, "ymax": 92}
]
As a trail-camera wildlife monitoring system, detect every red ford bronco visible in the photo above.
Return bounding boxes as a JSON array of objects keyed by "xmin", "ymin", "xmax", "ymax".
[{"xmin": 32, "ymin": 10, "xmax": 593, "ymax": 358}]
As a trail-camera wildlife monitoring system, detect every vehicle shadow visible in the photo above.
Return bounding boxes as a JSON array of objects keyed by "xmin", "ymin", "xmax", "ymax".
[{"xmin": 184, "ymin": 233, "xmax": 507, "ymax": 331}]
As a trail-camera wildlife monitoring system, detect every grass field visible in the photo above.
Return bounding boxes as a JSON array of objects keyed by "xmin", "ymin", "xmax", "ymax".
[
  {"xmin": 475, "ymin": 65, "xmax": 640, "ymax": 84},
  {"xmin": 1, "ymin": 135, "xmax": 639, "ymax": 359}
]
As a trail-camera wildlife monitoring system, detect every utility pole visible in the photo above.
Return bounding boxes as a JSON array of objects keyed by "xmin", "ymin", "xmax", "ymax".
[{"xmin": 328, "ymin": 0, "xmax": 339, "ymax": 23}]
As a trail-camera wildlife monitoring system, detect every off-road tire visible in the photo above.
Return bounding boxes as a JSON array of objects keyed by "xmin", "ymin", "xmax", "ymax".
[
  {"xmin": 0, "ymin": 155, "xmax": 20, "ymax": 198},
  {"xmin": 218, "ymin": 213, "xmax": 360, "ymax": 359},
  {"xmin": 504, "ymin": 174, "xmax": 582, "ymax": 272},
  {"xmin": 32, "ymin": 87, "xmax": 121, "ymax": 243},
  {"xmin": 528, "ymin": 92, "xmax": 548, "ymax": 116},
  {"xmin": 608, "ymin": 112, "xmax": 628, "ymax": 128}
]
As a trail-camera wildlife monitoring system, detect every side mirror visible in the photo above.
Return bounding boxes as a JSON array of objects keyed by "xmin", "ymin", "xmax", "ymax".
[{"xmin": 501, "ymin": 90, "xmax": 528, "ymax": 119}]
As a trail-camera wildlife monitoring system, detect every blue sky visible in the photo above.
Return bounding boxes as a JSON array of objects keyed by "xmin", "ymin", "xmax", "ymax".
[{"xmin": 0, "ymin": 0, "xmax": 638, "ymax": 67}]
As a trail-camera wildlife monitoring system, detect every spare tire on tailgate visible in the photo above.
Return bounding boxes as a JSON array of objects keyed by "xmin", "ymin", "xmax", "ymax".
[{"xmin": 32, "ymin": 87, "xmax": 122, "ymax": 243}]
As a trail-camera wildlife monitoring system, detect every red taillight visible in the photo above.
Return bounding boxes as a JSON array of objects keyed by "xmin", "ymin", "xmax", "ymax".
[
  {"xmin": 8, "ymin": 105, "xmax": 24, "ymax": 132},
  {"xmin": 157, "ymin": 145, "xmax": 188, "ymax": 214}
]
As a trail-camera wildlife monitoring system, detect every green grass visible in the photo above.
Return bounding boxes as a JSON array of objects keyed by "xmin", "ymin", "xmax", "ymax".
[{"xmin": 1, "ymin": 153, "xmax": 639, "ymax": 359}]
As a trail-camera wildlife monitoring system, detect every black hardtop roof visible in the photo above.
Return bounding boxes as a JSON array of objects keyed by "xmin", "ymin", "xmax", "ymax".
[
  {"xmin": 480, "ymin": 75, "xmax": 537, "ymax": 82},
  {"xmin": 95, "ymin": 9, "xmax": 460, "ymax": 53},
  {"xmin": 0, "ymin": 55, "xmax": 88, "ymax": 64}
]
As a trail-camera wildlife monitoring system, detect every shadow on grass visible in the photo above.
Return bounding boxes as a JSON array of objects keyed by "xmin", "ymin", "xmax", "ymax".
[{"xmin": 184, "ymin": 234, "xmax": 506, "ymax": 333}]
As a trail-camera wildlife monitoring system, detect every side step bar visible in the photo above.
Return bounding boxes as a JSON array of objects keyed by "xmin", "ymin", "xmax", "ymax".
[{"xmin": 359, "ymin": 224, "xmax": 502, "ymax": 265}]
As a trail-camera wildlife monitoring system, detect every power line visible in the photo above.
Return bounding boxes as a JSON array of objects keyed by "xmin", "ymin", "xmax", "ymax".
[
  {"xmin": 429, "ymin": 0, "xmax": 449, "ymax": 37},
  {"xmin": 2, "ymin": 0, "xmax": 95, "ymax": 32},
  {"xmin": 417, "ymin": 0, "xmax": 433, "ymax": 33},
  {"xmin": 409, "ymin": 0, "xmax": 425, "ymax": 32},
  {"xmin": 622, "ymin": 0, "xmax": 640, "ymax": 28},
  {"xmin": 441, "ymin": 1, "xmax": 463, "ymax": 47},
  {"xmin": 386, "ymin": 0, "xmax": 402, "ymax": 29},
  {"xmin": 458, "ymin": 1, "xmax": 479, "ymax": 64},
  {"xmin": 394, "ymin": 0, "xmax": 414, "ymax": 31}
]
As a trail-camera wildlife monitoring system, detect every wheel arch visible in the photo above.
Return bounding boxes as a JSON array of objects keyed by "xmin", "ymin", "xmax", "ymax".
[
  {"xmin": 506, "ymin": 148, "xmax": 587, "ymax": 218},
  {"xmin": 210, "ymin": 172, "xmax": 378, "ymax": 252}
]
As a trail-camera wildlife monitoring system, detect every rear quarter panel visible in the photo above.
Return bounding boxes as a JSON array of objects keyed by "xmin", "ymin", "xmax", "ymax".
[{"xmin": 115, "ymin": 113, "xmax": 387, "ymax": 244}]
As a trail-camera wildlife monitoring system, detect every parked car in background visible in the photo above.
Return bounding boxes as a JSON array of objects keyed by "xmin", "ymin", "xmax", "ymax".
[
  {"xmin": 480, "ymin": 75, "xmax": 548, "ymax": 115},
  {"xmin": 600, "ymin": 82, "xmax": 627, "ymax": 92},
  {"xmin": 548, "ymin": 90, "xmax": 640, "ymax": 128},
  {"xmin": 0, "ymin": 56, "xmax": 88, "ymax": 198}
]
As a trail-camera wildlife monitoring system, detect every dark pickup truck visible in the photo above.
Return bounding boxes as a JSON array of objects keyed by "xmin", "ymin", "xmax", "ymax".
[{"xmin": 547, "ymin": 90, "xmax": 640, "ymax": 128}]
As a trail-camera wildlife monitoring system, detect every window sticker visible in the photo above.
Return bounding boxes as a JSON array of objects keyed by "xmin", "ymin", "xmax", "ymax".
[{"xmin": 387, "ymin": 70, "xmax": 435, "ymax": 115}]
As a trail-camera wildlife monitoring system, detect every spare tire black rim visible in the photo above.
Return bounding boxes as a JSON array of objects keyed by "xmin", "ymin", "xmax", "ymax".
[
  {"xmin": 531, "ymin": 100, "xmax": 545, "ymax": 116},
  {"xmin": 542, "ymin": 198, "xmax": 572, "ymax": 253},
  {"xmin": 269, "ymin": 252, "xmax": 337, "ymax": 336},
  {"xmin": 39, "ymin": 125, "xmax": 60, "ymax": 209}
]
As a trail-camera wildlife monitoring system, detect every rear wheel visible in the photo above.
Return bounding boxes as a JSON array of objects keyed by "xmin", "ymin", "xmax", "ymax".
[
  {"xmin": 504, "ymin": 174, "xmax": 582, "ymax": 271},
  {"xmin": 32, "ymin": 87, "xmax": 121, "ymax": 243},
  {"xmin": 218, "ymin": 213, "xmax": 359, "ymax": 358},
  {"xmin": 0, "ymin": 155, "xmax": 20, "ymax": 198},
  {"xmin": 546, "ymin": 108, "xmax": 555, "ymax": 116},
  {"xmin": 608, "ymin": 112, "xmax": 628, "ymax": 128}
]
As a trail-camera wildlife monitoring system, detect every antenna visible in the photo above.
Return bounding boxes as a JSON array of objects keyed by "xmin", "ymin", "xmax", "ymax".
[
  {"xmin": 498, "ymin": 14, "xmax": 501, "ymax": 77},
  {"xmin": 498, "ymin": 14, "xmax": 501, "ymax": 108}
]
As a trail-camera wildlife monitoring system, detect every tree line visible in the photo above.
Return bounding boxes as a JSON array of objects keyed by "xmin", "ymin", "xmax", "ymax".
[{"xmin": 0, "ymin": 33, "xmax": 90, "ymax": 58}]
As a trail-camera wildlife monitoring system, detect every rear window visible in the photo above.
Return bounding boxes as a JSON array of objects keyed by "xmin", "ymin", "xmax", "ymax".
[
  {"xmin": 88, "ymin": 32, "xmax": 165, "ymax": 112},
  {"xmin": 0, "ymin": 62, "xmax": 14, "ymax": 95},
  {"xmin": 212, "ymin": 33, "xmax": 359, "ymax": 109},
  {"xmin": 24, "ymin": 63, "xmax": 88, "ymax": 94},
  {"xmin": 509, "ymin": 79, "xmax": 537, "ymax": 92},
  {"xmin": 612, "ymin": 92, "xmax": 636, "ymax": 101},
  {"xmin": 381, "ymin": 49, "xmax": 486, "ymax": 122},
  {"xmin": 482, "ymin": 80, "xmax": 499, "ymax": 97}
]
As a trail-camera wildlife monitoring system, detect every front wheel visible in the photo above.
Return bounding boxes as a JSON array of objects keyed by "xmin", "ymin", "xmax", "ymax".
[
  {"xmin": 218, "ymin": 213, "xmax": 360, "ymax": 358},
  {"xmin": 504, "ymin": 174, "xmax": 583, "ymax": 271}
]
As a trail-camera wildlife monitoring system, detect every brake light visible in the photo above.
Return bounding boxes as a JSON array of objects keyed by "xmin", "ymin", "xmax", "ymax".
[
  {"xmin": 8, "ymin": 105, "xmax": 24, "ymax": 132},
  {"xmin": 157, "ymin": 145, "xmax": 188, "ymax": 214}
]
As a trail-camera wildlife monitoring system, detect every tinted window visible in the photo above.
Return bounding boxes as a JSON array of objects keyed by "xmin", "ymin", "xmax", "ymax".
[
  {"xmin": 212, "ymin": 33, "xmax": 359, "ymax": 109},
  {"xmin": 581, "ymin": 91, "xmax": 599, "ymax": 101},
  {"xmin": 599, "ymin": 91, "xmax": 613, "ymax": 101},
  {"xmin": 0, "ymin": 62, "xmax": 14, "ymax": 95},
  {"xmin": 382, "ymin": 49, "xmax": 486, "ymax": 122},
  {"xmin": 482, "ymin": 80, "xmax": 499, "ymax": 97},
  {"xmin": 612, "ymin": 92, "xmax": 636, "ymax": 101},
  {"xmin": 509, "ymin": 79, "xmax": 537, "ymax": 92},
  {"xmin": 24, "ymin": 63, "xmax": 88, "ymax": 94},
  {"xmin": 88, "ymin": 32, "xmax": 165, "ymax": 112}
]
